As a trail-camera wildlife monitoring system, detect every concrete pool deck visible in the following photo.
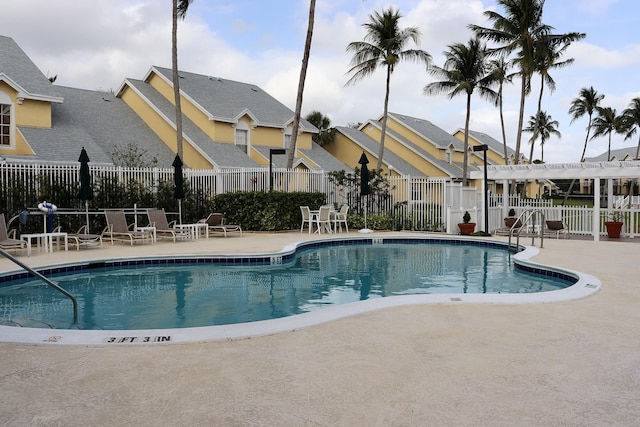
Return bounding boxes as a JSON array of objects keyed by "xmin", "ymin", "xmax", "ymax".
[{"xmin": 1, "ymin": 232, "xmax": 639, "ymax": 426}]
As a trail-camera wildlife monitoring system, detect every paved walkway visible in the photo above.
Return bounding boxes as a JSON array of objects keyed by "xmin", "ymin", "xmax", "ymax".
[{"xmin": 1, "ymin": 232, "xmax": 639, "ymax": 426}]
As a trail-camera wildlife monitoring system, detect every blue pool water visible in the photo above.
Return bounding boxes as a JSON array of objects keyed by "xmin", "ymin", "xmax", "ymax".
[{"xmin": 0, "ymin": 240, "xmax": 575, "ymax": 330}]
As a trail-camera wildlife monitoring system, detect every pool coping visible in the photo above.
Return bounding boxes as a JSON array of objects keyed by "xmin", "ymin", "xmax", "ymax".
[{"xmin": 0, "ymin": 235, "xmax": 602, "ymax": 346}]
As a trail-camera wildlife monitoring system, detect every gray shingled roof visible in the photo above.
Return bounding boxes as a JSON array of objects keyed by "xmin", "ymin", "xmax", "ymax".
[
  {"xmin": 15, "ymin": 86, "xmax": 176, "ymax": 165},
  {"xmin": 252, "ymin": 143, "xmax": 349, "ymax": 171},
  {"xmin": 125, "ymin": 78, "xmax": 258, "ymax": 168},
  {"xmin": 387, "ymin": 112, "xmax": 465, "ymax": 151},
  {"xmin": 151, "ymin": 66, "xmax": 317, "ymax": 132},
  {"xmin": 586, "ymin": 146, "xmax": 639, "ymax": 162},
  {"xmin": 466, "ymin": 129, "xmax": 515, "ymax": 158},
  {"xmin": 335, "ymin": 126, "xmax": 425, "ymax": 176},
  {"xmin": 0, "ymin": 35, "xmax": 62, "ymax": 102}
]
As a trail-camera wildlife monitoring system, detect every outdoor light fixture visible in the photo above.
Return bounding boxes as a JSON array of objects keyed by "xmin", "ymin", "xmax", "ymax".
[
  {"xmin": 269, "ymin": 148, "xmax": 287, "ymax": 191},
  {"xmin": 472, "ymin": 144, "xmax": 489, "ymax": 235}
]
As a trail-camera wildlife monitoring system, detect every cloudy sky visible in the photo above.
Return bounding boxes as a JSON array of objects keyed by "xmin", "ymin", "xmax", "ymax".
[{"xmin": 2, "ymin": 0, "xmax": 639, "ymax": 164}]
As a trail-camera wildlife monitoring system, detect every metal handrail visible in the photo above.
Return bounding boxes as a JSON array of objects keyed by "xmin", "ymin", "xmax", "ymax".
[
  {"xmin": 0, "ymin": 249, "xmax": 78, "ymax": 324},
  {"xmin": 508, "ymin": 209, "xmax": 546, "ymax": 251}
]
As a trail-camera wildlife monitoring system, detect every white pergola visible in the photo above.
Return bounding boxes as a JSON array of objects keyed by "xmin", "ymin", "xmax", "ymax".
[{"xmin": 470, "ymin": 160, "xmax": 640, "ymax": 241}]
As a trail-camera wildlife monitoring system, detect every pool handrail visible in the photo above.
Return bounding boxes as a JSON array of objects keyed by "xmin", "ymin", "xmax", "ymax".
[{"xmin": 0, "ymin": 248, "xmax": 78, "ymax": 324}]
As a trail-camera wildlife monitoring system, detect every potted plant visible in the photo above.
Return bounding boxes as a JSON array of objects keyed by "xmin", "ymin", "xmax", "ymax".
[
  {"xmin": 458, "ymin": 211, "xmax": 476, "ymax": 235},
  {"xmin": 504, "ymin": 208, "xmax": 518, "ymax": 228},
  {"xmin": 604, "ymin": 211, "xmax": 624, "ymax": 238}
]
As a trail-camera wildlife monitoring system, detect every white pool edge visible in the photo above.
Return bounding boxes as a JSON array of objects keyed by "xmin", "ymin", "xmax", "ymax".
[{"xmin": 0, "ymin": 236, "xmax": 602, "ymax": 346}]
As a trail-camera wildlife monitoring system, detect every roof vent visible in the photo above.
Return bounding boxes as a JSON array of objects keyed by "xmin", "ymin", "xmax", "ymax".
[
  {"xmin": 178, "ymin": 73, "xmax": 185, "ymax": 79},
  {"xmin": 251, "ymin": 87, "xmax": 258, "ymax": 92},
  {"xmin": 102, "ymin": 96, "xmax": 110, "ymax": 102}
]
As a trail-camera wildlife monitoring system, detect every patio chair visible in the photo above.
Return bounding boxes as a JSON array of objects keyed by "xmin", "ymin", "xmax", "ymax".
[
  {"xmin": 492, "ymin": 218, "xmax": 523, "ymax": 236},
  {"xmin": 54, "ymin": 225, "xmax": 102, "ymax": 250},
  {"xmin": 543, "ymin": 220, "xmax": 569, "ymax": 239},
  {"xmin": 300, "ymin": 206, "xmax": 312, "ymax": 233},
  {"xmin": 332, "ymin": 205, "xmax": 349, "ymax": 233},
  {"xmin": 317, "ymin": 205, "xmax": 333, "ymax": 234},
  {"xmin": 146, "ymin": 209, "xmax": 191, "ymax": 242},
  {"xmin": 0, "ymin": 213, "xmax": 27, "ymax": 254},
  {"xmin": 201, "ymin": 213, "xmax": 242, "ymax": 237},
  {"xmin": 102, "ymin": 210, "xmax": 153, "ymax": 246}
]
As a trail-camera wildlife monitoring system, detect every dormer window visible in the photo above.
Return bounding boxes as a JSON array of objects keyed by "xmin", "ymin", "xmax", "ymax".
[
  {"xmin": 234, "ymin": 121, "xmax": 249, "ymax": 153},
  {"xmin": 0, "ymin": 103, "xmax": 12, "ymax": 147}
]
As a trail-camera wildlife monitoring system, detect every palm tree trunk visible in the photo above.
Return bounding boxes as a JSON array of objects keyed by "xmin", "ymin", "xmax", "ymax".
[
  {"xmin": 636, "ymin": 135, "xmax": 640, "ymax": 160},
  {"xmin": 462, "ymin": 94, "xmax": 471, "ymax": 186},
  {"xmin": 286, "ymin": 0, "xmax": 315, "ymax": 169},
  {"xmin": 529, "ymin": 75, "xmax": 545, "ymax": 163},
  {"xmin": 172, "ymin": 0, "xmax": 184, "ymax": 160},
  {"xmin": 579, "ymin": 116, "xmax": 592, "ymax": 162},
  {"xmin": 499, "ymin": 85, "xmax": 508, "ymax": 164},
  {"xmin": 514, "ymin": 74, "xmax": 527, "ymax": 165},
  {"xmin": 608, "ymin": 134, "xmax": 612, "ymax": 161},
  {"xmin": 376, "ymin": 66, "xmax": 391, "ymax": 171}
]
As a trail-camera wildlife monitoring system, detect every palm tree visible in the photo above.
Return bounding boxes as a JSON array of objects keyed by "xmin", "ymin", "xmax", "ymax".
[
  {"xmin": 568, "ymin": 86, "xmax": 605, "ymax": 161},
  {"xmin": 488, "ymin": 55, "xmax": 513, "ymax": 163},
  {"xmin": 286, "ymin": 0, "xmax": 316, "ymax": 169},
  {"xmin": 305, "ymin": 110, "xmax": 336, "ymax": 146},
  {"xmin": 424, "ymin": 38, "xmax": 497, "ymax": 186},
  {"xmin": 470, "ymin": 0, "xmax": 583, "ymax": 165},
  {"xmin": 523, "ymin": 111, "xmax": 560, "ymax": 162},
  {"xmin": 591, "ymin": 106, "xmax": 623, "ymax": 161},
  {"xmin": 528, "ymin": 34, "xmax": 583, "ymax": 162},
  {"xmin": 172, "ymin": 0, "xmax": 193, "ymax": 160},
  {"xmin": 620, "ymin": 97, "xmax": 640, "ymax": 159},
  {"xmin": 346, "ymin": 7, "xmax": 431, "ymax": 171}
]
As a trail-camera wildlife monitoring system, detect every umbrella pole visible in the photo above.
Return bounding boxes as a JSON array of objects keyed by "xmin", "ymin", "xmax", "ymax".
[
  {"xmin": 178, "ymin": 200, "xmax": 182, "ymax": 225},
  {"xmin": 85, "ymin": 201, "xmax": 90, "ymax": 233}
]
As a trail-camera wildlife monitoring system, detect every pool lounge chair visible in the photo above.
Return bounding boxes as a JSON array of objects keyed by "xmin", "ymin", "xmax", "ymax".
[
  {"xmin": 201, "ymin": 213, "xmax": 242, "ymax": 237},
  {"xmin": 543, "ymin": 220, "xmax": 569, "ymax": 239},
  {"xmin": 54, "ymin": 225, "xmax": 103, "ymax": 250},
  {"xmin": 146, "ymin": 209, "xmax": 191, "ymax": 242},
  {"xmin": 102, "ymin": 210, "xmax": 153, "ymax": 246},
  {"xmin": 0, "ymin": 213, "xmax": 27, "ymax": 254},
  {"xmin": 492, "ymin": 218, "xmax": 523, "ymax": 236}
]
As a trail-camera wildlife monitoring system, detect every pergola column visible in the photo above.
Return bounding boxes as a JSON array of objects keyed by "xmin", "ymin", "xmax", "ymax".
[{"xmin": 593, "ymin": 178, "xmax": 600, "ymax": 242}]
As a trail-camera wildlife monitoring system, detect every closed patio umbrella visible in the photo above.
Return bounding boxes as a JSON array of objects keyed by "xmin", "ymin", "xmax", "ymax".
[
  {"xmin": 173, "ymin": 154, "xmax": 185, "ymax": 224},
  {"xmin": 77, "ymin": 147, "xmax": 93, "ymax": 231},
  {"xmin": 358, "ymin": 152, "xmax": 372, "ymax": 233}
]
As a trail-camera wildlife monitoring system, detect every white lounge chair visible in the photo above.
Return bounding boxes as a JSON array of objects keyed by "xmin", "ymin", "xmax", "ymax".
[
  {"xmin": 202, "ymin": 213, "xmax": 242, "ymax": 237},
  {"xmin": 0, "ymin": 213, "xmax": 27, "ymax": 254},
  {"xmin": 147, "ymin": 209, "xmax": 191, "ymax": 242},
  {"xmin": 102, "ymin": 210, "xmax": 153, "ymax": 246}
]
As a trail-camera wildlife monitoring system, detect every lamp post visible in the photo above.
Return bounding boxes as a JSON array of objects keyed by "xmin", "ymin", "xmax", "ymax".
[
  {"xmin": 269, "ymin": 148, "xmax": 287, "ymax": 191},
  {"xmin": 472, "ymin": 144, "xmax": 489, "ymax": 235}
]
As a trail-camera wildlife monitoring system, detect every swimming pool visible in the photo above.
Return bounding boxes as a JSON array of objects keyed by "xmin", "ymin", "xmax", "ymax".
[{"xmin": 0, "ymin": 236, "xmax": 601, "ymax": 345}]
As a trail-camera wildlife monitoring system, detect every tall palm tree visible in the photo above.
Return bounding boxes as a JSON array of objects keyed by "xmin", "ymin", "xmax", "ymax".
[
  {"xmin": 620, "ymin": 97, "xmax": 640, "ymax": 160},
  {"xmin": 488, "ymin": 55, "xmax": 513, "ymax": 163},
  {"xmin": 591, "ymin": 106, "xmax": 623, "ymax": 161},
  {"xmin": 172, "ymin": 0, "xmax": 193, "ymax": 161},
  {"xmin": 528, "ymin": 34, "xmax": 583, "ymax": 162},
  {"xmin": 523, "ymin": 111, "xmax": 560, "ymax": 162},
  {"xmin": 286, "ymin": 0, "xmax": 315, "ymax": 169},
  {"xmin": 424, "ymin": 38, "xmax": 497, "ymax": 186},
  {"xmin": 305, "ymin": 110, "xmax": 336, "ymax": 146},
  {"xmin": 346, "ymin": 7, "xmax": 431, "ymax": 170},
  {"xmin": 470, "ymin": 0, "xmax": 583, "ymax": 165},
  {"xmin": 568, "ymin": 86, "xmax": 605, "ymax": 161}
]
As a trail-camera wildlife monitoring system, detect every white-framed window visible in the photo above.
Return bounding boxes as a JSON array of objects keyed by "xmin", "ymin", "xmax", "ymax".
[
  {"xmin": 0, "ymin": 91, "xmax": 13, "ymax": 148},
  {"xmin": 0, "ymin": 103, "xmax": 11, "ymax": 147},
  {"xmin": 284, "ymin": 127, "xmax": 292, "ymax": 146},
  {"xmin": 235, "ymin": 121, "xmax": 249, "ymax": 153},
  {"xmin": 445, "ymin": 150, "xmax": 451, "ymax": 164}
]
